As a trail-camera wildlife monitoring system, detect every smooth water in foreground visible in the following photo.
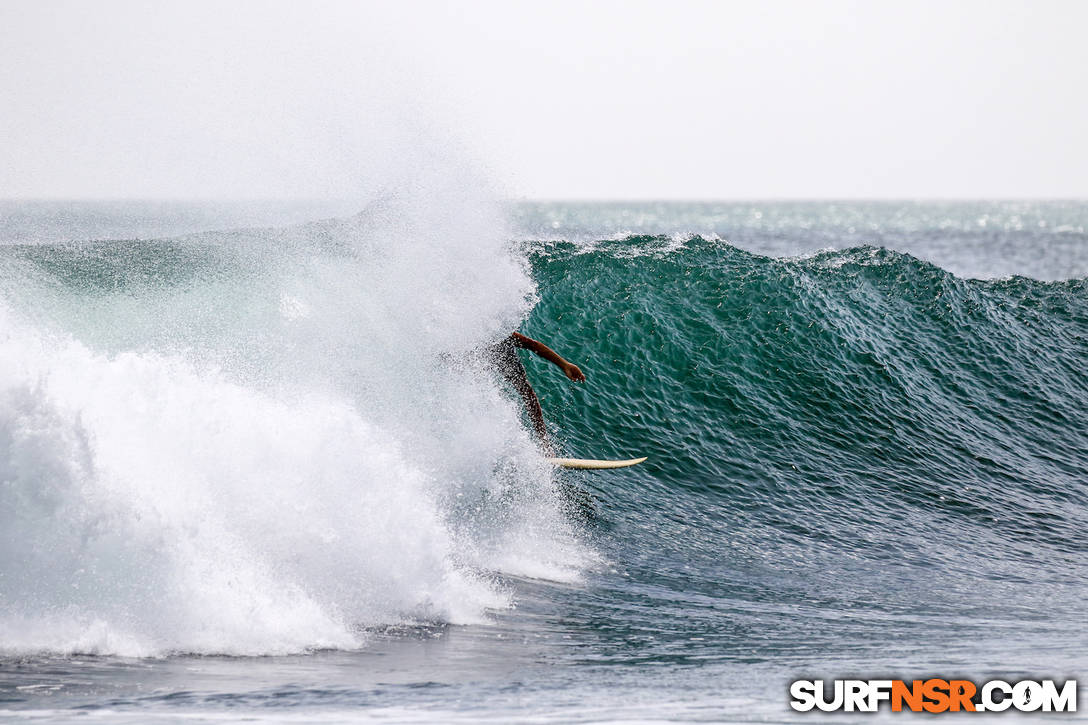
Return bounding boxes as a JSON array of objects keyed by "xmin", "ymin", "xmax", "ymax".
[{"xmin": 1, "ymin": 200, "xmax": 1086, "ymax": 722}]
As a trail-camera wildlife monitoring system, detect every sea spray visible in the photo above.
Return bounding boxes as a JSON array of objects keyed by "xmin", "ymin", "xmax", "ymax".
[{"xmin": 0, "ymin": 173, "xmax": 592, "ymax": 656}]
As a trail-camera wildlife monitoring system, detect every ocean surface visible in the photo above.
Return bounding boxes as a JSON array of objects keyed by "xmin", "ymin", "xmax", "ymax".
[{"xmin": 0, "ymin": 199, "xmax": 1086, "ymax": 722}]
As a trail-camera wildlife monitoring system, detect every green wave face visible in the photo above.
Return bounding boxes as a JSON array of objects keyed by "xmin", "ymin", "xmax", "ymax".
[{"xmin": 524, "ymin": 237, "xmax": 1088, "ymax": 564}]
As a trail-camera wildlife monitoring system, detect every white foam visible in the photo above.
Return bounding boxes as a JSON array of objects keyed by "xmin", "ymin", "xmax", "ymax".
[{"xmin": 0, "ymin": 163, "xmax": 592, "ymax": 657}]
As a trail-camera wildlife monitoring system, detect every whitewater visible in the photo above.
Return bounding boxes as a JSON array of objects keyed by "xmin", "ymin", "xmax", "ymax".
[
  {"xmin": 2, "ymin": 199, "xmax": 1087, "ymax": 722},
  {"xmin": 0, "ymin": 183, "xmax": 591, "ymax": 661}
]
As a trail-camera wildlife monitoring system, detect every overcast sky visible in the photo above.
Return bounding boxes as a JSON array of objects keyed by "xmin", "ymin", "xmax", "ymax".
[{"xmin": 1, "ymin": 0, "xmax": 1086, "ymax": 200}]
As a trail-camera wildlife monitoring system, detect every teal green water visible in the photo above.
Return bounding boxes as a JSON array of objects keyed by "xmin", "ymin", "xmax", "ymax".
[
  {"xmin": 523, "ymin": 234, "xmax": 1087, "ymax": 633},
  {"xmin": 527, "ymin": 236, "xmax": 1087, "ymax": 505}
]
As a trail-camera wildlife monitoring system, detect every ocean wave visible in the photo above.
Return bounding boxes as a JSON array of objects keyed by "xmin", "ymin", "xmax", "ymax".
[{"xmin": 525, "ymin": 237, "xmax": 1088, "ymax": 567}]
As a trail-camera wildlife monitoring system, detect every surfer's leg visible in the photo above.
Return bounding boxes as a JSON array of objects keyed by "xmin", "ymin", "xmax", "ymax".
[
  {"xmin": 495, "ymin": 345, "xmax": 548, "ymax": 442},
  {"xmin": 513, "ymin": 376, "xmax": 548, "ymax": 442}
]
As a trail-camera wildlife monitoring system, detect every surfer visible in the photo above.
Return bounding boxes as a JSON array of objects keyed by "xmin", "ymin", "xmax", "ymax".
[{"xmin": 490, "ymin": 332, "xmax": 585, "ymax": 444}]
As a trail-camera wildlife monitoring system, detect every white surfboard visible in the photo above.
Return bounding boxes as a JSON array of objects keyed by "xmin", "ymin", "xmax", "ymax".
[{"xmin": 547, "ymin": 457, "xmax": 647, "ymax": 470}]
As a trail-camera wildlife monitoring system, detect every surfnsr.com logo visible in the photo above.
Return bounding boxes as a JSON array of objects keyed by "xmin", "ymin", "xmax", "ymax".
[{"xmin": 790, "ymin": 679, "xmax": 1077, "ymax": 713}]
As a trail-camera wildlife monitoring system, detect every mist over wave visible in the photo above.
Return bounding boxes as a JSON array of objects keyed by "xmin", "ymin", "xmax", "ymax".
[{"xmin": 0, "ymin": 172, "xmax": 592, "ymax": 657}]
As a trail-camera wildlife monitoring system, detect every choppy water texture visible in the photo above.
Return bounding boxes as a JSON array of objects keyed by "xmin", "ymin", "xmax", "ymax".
[{"xmin": 1, "ymin": 201, "xmax": 1086, "ymax": 722}]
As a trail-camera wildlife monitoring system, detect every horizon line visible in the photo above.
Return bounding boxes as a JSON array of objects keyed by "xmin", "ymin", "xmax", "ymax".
[{"xmin": 2, "ymin": 196, "xmax": 1087, "ymax": 204}]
